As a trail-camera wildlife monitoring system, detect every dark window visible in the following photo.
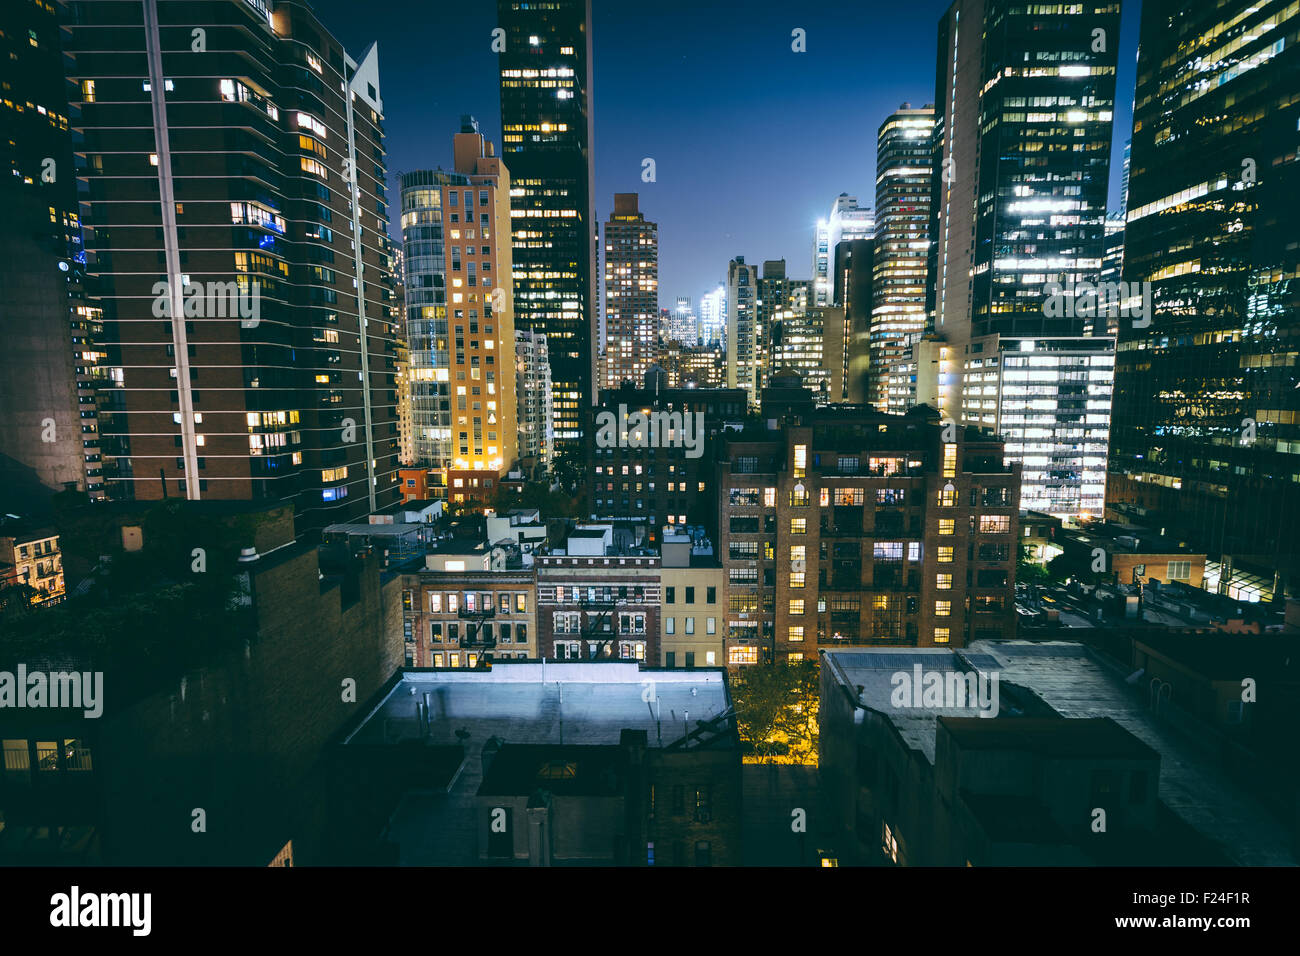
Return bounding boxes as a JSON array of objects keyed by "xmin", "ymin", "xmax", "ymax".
[
  {"xmin": 694, "ymin": 841, "xmax": 712, "ymax": 866},
  {"xmin": 1129, "ymin": 771, "xmax": 1147, "ymax": 804}
]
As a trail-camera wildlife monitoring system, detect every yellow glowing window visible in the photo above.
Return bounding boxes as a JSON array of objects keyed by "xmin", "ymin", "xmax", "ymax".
[
  {"xmin": 939, "ymin": 519, "xmax": 955, "ymax": 535},
  {"xmin": 934, "ymin": 628, "xmax": 951, "ymax": 644},
  {"xmin": 793, "ymin": 445, "xmax": 807, "ymax": 478},
  {"xmin": 729, "ymin": 646, "xmax": 758, "ymax": 664},
  {"xmin": 789, "ymin": 545, "xmax": 806, "ymax": 562},
  {"xmin": 935, "ymin": 600, "xmax": 951, "ymax": 616},
  {"xmin": 764, "ymin": 487, "xmax": 776, "ymax": 507},
  {"xmin": 790, "ymin": 571, "xmax": 806, "ymax": 588},
  {"xmin": 938, "ymin": 546, "xmax": 954, "ymax": 563},
  {"xmin": 936, "ymin": 574, "xmax": 953, "ymax": 590},
  {"xmin": 788, "ymin": 626, "xmax": 804, "ymax": 643},
  {"xmin": 790, "ymin": 518, "xmax": 806, "ymax": 534},
  {"xmin": 789, "ymin": 599, "xmax": 804, "ymax": 615}
]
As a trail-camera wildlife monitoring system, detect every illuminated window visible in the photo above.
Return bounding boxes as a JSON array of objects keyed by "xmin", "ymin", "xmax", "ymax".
[
  {"xmin": 938, "ymin": 546, "xmax": 954, "ymax": 563},
  {"xmin": 933, "ymin": 628, "xmax": 951, "ymax": 644},
  {"xmin": 939, "ymin": 519, "xmax": 955, "ymax": 535},
  {"xmin": 935, "ymin": 600, "xmax": 951, "ymax": 617},
  {"xmin": 790, "ymin": 518, "xmax": 806, "ymax": 534},
  {"xmin": 793, "ymin": 444, "xmax": 807, "ymax": 477},
  {"xmin": 882, "ymin": 821, "xmax": 899, "ymax": 864},
  {"xmin": 789, "ymin": 599, "xmax": 805, "ymax": 615},
  {"xmin": 763, "ymin": 487, "xmax": 776, "ymax": 507},
  {"xmin": 728, "ymin": 646, "xmax": 758, "ymax": 664},
  {"xmin": 936, "ymin": 574, "xmax": 953, "ymax": 590}
]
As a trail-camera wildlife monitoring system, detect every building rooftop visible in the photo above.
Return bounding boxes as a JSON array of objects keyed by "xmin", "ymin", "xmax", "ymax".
[
  {"xmin": 964, "ymin": 639, "xmax": 1295, "ymax": 866},
  {"xmin": 338, "ymin": 664, "xmax": 735, "ymax": 865},
  {"xmin": 344, "ymin": 663, "xmax": 732, "ymax": 751},
  {"xmin": 1065, "ymin": 521, "xmax": 1196, "ymax": 555},
  {"xmin": 823, "ymin": 648, "xmax": 1016, "ymax": 763},
  {"xmin": 1130, "ymin": 631, "xmax": 1298, "ymax": 681},
  {"xmin": 939, "ymin": 716, "xmax": 1158, "ymax": 760},
  {"xmin": 323, "ymin": 522, "xmax": 426, "ymax": 537}
]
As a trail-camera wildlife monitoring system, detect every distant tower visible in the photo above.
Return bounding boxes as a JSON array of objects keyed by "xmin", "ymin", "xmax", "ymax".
[
  {"xmin": 602, "ymin": 193, "xmax": 659, "ymax": 389},
  {"xmin": 725, "ymin": 256, "xmax": 760, "ymax": 407}
]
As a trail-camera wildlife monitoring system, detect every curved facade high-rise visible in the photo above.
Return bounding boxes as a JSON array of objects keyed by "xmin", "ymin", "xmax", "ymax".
[{"xmin": 873, "ymin": 105, "xmax": 934, "ymax": 412}]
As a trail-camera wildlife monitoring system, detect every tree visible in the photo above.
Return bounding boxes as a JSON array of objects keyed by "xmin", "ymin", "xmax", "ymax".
[
  {"xmin": 730, "ymin": 661, "xmax": 820, "ymax": 764},
  {"xmin": 1017, "ymin": 544, "xmax": 1051, "ymax": 586},
  {"xmin": 1047, "ymin": 550, "xmax": 1103, "ymax": 585}
]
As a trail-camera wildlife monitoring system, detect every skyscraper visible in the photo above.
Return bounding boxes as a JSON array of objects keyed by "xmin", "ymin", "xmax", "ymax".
[
  {"xmin": 0, "ymin": 0, "xmax": 104, "ymax": 508},
  {"xmin": 812, "ymin": 218, "xmax": 831, "ymax": 309},
  {"xmin": 926, "ymin": 0, "xmax": 1119, "ymax": 520},
  {"xmin": 699, "ymin": 285, "xmax": 727, "ymax": 348},
  {"xmin": 515, "ymin": 329, "xmax": 553, "ymax": 476},
  {"xmin": 725, "ymin": 256, "xmax": 760, "ymax": 407},
  {"xmin": 64, "ymin": 0, "xmax": 399, "ymax": 533},
  {"xmin": 669, "ymin": 296, "xmax": 699, "ymax": 346},
  {"xmin": 756, "ymin": 259, "xmax": 804, "ymax": 392},
  {"xmin": 1108, "ymin": 0, "xmax": 1300, "ymax": 600},
  {"xmin": 602, "ymin": 193, "xmax": 659, "ymax": 389},
  {"xmin": 837, "ymin": 238, "xmax": 876, "ymax": 404},
  {"xmin": 827, "ymin": 194, "xmax": 875, "ymax": 305},
  {"xmin": 497, "ymin": 0, "xmax": 595, "ymax": 468},
  {"xmin": 814, "ymin": 195, "xmax": 874, "ymax": 309},
  {"xmin": 401, "ymin": 118, "xmax": 517, "ymax": 504},
  {"xmin": 872, "ymin": 104, "xmax": 935, "ymax": 411}
]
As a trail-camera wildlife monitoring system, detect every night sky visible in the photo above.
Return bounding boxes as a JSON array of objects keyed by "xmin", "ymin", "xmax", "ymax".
[{"xmin": 310, "ymin": 0, "xmax": 1141, "ymax": 308}]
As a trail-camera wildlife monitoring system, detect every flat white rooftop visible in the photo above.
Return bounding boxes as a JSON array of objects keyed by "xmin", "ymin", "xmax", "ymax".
[{"xmin": 343, "ymin": 662, "xmax": 732, "ymax": 750}]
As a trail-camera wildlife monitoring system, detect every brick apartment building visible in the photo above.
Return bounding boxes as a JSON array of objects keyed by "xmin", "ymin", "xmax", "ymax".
[
  {"xmin": 717, "ymin": 403, "xmax": 1020, "ymax": 664},
  {"xmin": 588, "ymin": 384, "xmax": 746, "ymax": 548},
  {"xmin": 536, "ymin": 550, "xmax": 662, "ymax": 664},
  {"xmin": 400, "ymin": 542, "xmax": 537, "ymax": 667}
]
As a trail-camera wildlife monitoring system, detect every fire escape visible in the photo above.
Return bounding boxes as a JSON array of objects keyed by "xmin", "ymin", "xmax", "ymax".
[{"xmin": 458, "ymin": 601, "xmax": 497, "ymax": 664}]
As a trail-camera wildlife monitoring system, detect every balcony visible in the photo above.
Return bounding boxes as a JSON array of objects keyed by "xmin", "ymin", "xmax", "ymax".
[{"xmin": 457, "ymin": 605, "xmax": 496, "ymax": 620}]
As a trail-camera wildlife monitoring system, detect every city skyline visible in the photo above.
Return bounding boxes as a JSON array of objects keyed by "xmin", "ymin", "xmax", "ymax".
[
  {"xmin": 309, "ymin": 0, "xmax": 1142, "ymax": 305},
  {"xmin": 3, "ymin": 0, "xmax": 1299, "ymax": 888}
]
